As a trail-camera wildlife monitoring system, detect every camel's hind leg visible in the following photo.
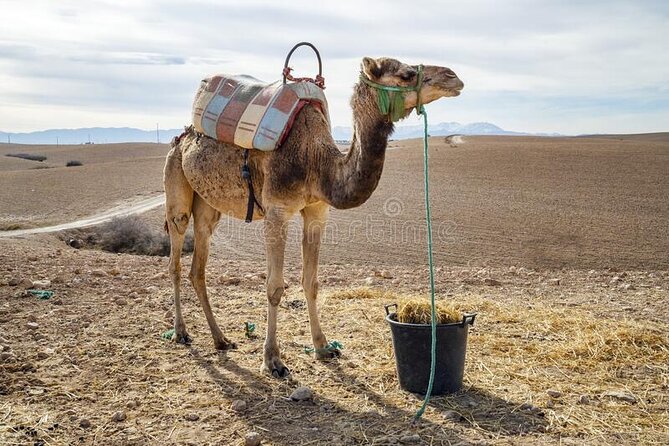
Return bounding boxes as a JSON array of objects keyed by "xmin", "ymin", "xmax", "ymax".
[
  {"xmin": 189, "ymin": 194, "xmax": 235, "ymax": 350},
  {"xmin": 164, "ymin": 146, "xmax": 194, "ymax": 345}
]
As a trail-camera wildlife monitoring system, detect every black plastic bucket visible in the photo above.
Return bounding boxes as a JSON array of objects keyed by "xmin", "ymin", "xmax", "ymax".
[{"xmin": 385, "ymin": 304, "xmax": 476, "ymax": 395}]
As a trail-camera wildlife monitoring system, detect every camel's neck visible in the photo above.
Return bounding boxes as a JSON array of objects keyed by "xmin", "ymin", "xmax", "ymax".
[{"xmin": 320, "ymin": 83, "xmax": 394, "ymax": 209}]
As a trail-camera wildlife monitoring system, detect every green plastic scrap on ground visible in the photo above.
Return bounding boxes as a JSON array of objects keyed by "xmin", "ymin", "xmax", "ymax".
[
  {"xmin": 304, "ymin": 340, "xmax": 343, "ymax": 355},
  {"xmin": 161, "ymin": 328, "xmax": 175, "ymax": 340},
  {"xmin": 29, "ymin": 290, "xmax": 54, "ymax": 300},
  {"xmin": 244, "ymin": 322, "xmax": 256, "ymax": 338}
]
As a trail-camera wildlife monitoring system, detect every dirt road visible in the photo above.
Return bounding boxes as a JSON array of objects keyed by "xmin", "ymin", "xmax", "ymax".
[{"xmin": 0, "ymin": 195, "xmax": 165, "ymax": 237}]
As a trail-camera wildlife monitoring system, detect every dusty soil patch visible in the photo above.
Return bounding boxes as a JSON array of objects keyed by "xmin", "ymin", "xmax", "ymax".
[{"xmin": 1, "ymin": 237, "xmax": 667, "ymax": 445}]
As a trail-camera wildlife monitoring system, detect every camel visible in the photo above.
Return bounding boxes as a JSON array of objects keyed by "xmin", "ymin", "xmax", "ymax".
[{"xmin": 163, "ymin": 56, "xmax": 463, "ymax": 378}]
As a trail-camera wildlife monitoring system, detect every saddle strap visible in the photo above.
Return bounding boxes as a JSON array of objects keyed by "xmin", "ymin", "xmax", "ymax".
[{"xmin": 242, "ymin": 149, "xmax": 264, "ymax": 223}]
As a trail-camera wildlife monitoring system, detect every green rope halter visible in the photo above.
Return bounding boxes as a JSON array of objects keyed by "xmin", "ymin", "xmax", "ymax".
[{"xmin": 359, "ymin": 65, "xmax": 424, "ymax": 122}]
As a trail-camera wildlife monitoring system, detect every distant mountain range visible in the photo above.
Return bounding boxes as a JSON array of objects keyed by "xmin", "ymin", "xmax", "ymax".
[
  {"xmin": 0, "ymin": 122, "xmax": 558, "ymax": 145},
  {"xmin": 0, "ymin": 127, "xmax": 183, "ymax": 145},
  {"xmin": 333, "ymin": 121, "xmax": 539, "ymax": 141}
]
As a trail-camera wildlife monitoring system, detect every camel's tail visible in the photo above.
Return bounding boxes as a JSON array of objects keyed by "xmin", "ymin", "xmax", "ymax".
[{"xmin": 164, "ymin": 220, "xmax": 169, "ymax": 234}]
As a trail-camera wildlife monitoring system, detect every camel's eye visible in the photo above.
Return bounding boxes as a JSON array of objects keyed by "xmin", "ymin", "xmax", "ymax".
[{"xmin": 400, "ymin": 71, "xmax": 416, "ymax": 81}]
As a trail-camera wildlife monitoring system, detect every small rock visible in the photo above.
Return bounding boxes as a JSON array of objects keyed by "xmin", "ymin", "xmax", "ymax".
[
  {"xmin": 36, "ymin": 351, "xmax": 50, "ymax": 360},
  {"xmin": 91, "ymin": 269, "xmax": 108, "ymax": 277},
  {"xmin": 128, "ymin": 292, "xmax": 140, "ymax": 300},
  {"xmin": 114, "ymin": 298, "xmax": 127, "ymax": 306},
  {"xmin": 164, "ymin": 310, "xmax": 173, "ymax": 321},
  {"xmin": 245, "ymin": 431, "xmax": 262, "ymax": 446},
  {"xmin": 391, "ymin": 278, "xmax": 401, "ymax": 285},
  {"xmin": 578, "ymin": 394, "xmax": 590, "ymax": 405},
  {"xmin": 546, "ymin": 389, "xmax": 562, "ymax": 398},
  {"xmin": 67, "ymin": 239, "xmax": 83, "ymax": 249},
  {"xmin": 484, "ymin": 278, "xmax": 501, "ymax": 286},
  {"xmin": 184, "ymin": 413, "xmax": 199, "ymax": 421},
  {"xmin": 290, "ymin": 386, "xmax": 313, "ymax": 401},
  {"xmin": 111, "ymin": 411, "xmax": 126, "ymax": 422},
  {"xmin": 610, "ymin": 276, "xmax": 622, "ymax": 284},
  {"xmin": 26, "ymin": 322, "xmax": 39, "ymax": 330},
  {"xmin": 8, "ymin": 277, "xmax": 22, "ymax": 286},
  {"xmin": 79, "ymin": 418, "xmax": 91, "ymax": 429},
  {"xmin": 218, "ymin": 276, "xmax": 241, "ymax": 286},
  {"xmin": 380, "ymin": 270, "xmax": 393, "ymax": 279},
  {"xmin": 621, "ymin": 283, "xmax": 636, "ymax": 291},
  {"xmin": 145, "ymin": 286, "xmax": 159, "ymax": 293},
  {"xmin": 1, "ymin": 352, "xmax": 16, "ymax": 362},
  {"xmin": 519, "ymin": 403, "xmax": 535, "ymax": 410},
  {"xmin": 602, "ymin": 390, "xmax": 637, "ymax": 403},
  {"xmin": 27, "ymin": 314, "xmax": 37, "ymax": 322},
  {"xmin": 109, "ymin": 268, "xmax": 121, "ymax": 276},
  {"xmin": 547, "ymin": 278, "xmax": 561, "ymax": 286},
  {"xmin": 231, "ymin": 399, "xmax": 247, "ymax": 412},
  {"xmin": 442, "ymin": 410, "xmax": 461, "ymax": 421},
  {"xmin": 399, "ymin": 434, "xmax": 421, "ymax": 444},
  {"xmin": 20, "ymin": 278, "xmax": 34, "ymax": 288},
  {"xmin": 126, "ymin": 400, "xmax": 140, "ymax": 409},
  {"xmin": 32, "ymin": 279, "xmax": 51, "ymax": 288},
  {"xmin": 363, "ymin": 277, "xmax": 375, "ymax": 286}
]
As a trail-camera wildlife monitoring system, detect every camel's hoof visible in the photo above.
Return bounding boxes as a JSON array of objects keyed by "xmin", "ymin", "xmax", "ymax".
[
  {"xmin": 214, "ymin": 339, "xmax": 237, "ymax": 351},
  {"xmin": 173, "ymin": 333, "xmax": 193, "ymax": 345},
  {"xmin": 271, "ymin": 366, "xmax": 291, "ymax": 379},
  {"xmin": 262, "ymin": 359, "xmax": 291, "ymax": 379},
  {"xmin": 316, "ymin": 348, "xmax": 341, "ymax": 360}
]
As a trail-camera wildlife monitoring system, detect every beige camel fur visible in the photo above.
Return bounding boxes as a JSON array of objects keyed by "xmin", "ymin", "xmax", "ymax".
[{"xmin": 163, "ymin": 56, "xmax": 463, "ymax": 377}]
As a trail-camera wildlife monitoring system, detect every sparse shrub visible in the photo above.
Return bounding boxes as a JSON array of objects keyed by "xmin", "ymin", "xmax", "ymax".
[
  {"xmin": 66, "ymin": 160, "xmax": 83, "ymax": 167},
  {"xmin": 65, "ymin": 215, "xmax": 193, "ymax": 257},
  {"xmin": 6, "ymin": 153, "xmax": 47, "ymax": 162}
]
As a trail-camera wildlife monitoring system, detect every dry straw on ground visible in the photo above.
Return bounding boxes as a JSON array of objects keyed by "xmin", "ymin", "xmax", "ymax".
[{"xmin": 329, "ymin": 287, "xmax": 669, "ymax": 443}]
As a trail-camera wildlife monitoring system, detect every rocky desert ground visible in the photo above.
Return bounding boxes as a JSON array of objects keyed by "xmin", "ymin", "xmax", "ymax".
[{"xmin": 0, "ymin": 134, "xmax": 667, "ymax": 445}]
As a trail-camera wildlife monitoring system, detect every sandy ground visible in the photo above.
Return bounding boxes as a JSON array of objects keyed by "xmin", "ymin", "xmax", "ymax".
[{"xmin": 1, "ymin": 134, "xmax": 668, "ymax": 445}]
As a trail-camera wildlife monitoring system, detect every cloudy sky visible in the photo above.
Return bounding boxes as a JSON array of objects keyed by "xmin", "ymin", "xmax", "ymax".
[{"xmin": 1, "ymin": 0, "xmax": 667, "ymax": 134}]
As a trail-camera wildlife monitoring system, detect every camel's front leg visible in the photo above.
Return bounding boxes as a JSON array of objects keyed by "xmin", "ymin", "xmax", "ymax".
[
  {"xmin": 262, "ymin": 207, "xmax": 292, "ymax": 378},
  {"xmin": 301, "ymin": 203, "xmax": 338, "ymax": 359}
]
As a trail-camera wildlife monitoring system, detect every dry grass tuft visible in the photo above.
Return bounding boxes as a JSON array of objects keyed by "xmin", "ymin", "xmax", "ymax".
[
  {"xmin": 397, "ymin": 299, "xmax": 462, "ymax": 324},
  {"xmin": 327, "ymin": 286, "xmax": 398, "ymax": 300}
]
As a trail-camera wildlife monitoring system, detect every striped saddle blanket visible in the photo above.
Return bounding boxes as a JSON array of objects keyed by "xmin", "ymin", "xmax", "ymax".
[{"xmin": 192, "ymin": 74, "xmax": 330, "ymax": 151}]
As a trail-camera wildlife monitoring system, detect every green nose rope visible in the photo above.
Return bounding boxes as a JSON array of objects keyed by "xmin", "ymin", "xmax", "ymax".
[{"xmin": 360, "ymin": 66, "xmax": 437, "ymax": 421}]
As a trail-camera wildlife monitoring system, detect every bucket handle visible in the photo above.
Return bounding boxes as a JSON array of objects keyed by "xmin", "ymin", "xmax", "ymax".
[
  {"xmin": 462, "ymin": 313, "xmax": 477, "ymax": 326},
  {"xmin": 384, "ymin": 303, "xmax": 398, "ymax": 316}
]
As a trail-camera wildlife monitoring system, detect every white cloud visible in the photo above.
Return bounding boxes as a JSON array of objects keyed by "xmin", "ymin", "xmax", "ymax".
[{"xmin": 0, "ymin": 0, "xmax": 667, "ymax": 134}]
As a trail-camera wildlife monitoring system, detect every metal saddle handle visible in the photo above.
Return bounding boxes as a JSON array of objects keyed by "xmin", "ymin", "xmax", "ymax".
[{"xmin": 282, "ymin": 41, "xmax": 324, "ymax": 88}]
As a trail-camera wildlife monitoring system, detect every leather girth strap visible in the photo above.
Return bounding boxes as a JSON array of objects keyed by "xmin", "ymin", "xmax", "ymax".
[{"xmin": 241, "ymin": 149, "xmax": 263, "ymax": 223}]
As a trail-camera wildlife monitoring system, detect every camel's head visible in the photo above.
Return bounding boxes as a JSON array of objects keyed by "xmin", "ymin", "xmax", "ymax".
[{"xmin": 360, "ymin": 57, "xmax": 463, "ymax": 120}]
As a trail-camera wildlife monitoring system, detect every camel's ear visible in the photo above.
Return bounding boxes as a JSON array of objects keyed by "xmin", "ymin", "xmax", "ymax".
[{"xmin": 361, "ymin": 57, "xmax": 382, "ymax": 79}]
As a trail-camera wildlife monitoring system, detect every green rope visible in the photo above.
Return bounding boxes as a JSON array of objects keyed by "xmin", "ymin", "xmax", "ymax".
[
  {"xmin": 244, "ymin": 321, "xmax": 256, "ymax": 338},
  {"xmin": 413, "ymin": 104, "xmax": 437, "ymax": 421},
  {"xmin": 304, "ymin": 340, "xmax": 343, "ymax": 355},
  {"xmin": 359, "ymin": 66, "xmax": 437, "ymax": 420},
  {"xmin": 161, "ymin": 328, "xmax": 175, "ymax": 340},
  {"xmin": 28, "ymin": 289, "xmax": 54, "ymax": 300}
]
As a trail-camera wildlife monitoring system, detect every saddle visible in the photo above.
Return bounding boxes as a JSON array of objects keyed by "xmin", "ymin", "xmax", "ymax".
[
  {"xmin": 192, "ymin": 74, "xmax": 329, "ymax": 151},
  {"xmin": 190, "ymin": 42, "xmax": 327, "ymax": 224}
]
